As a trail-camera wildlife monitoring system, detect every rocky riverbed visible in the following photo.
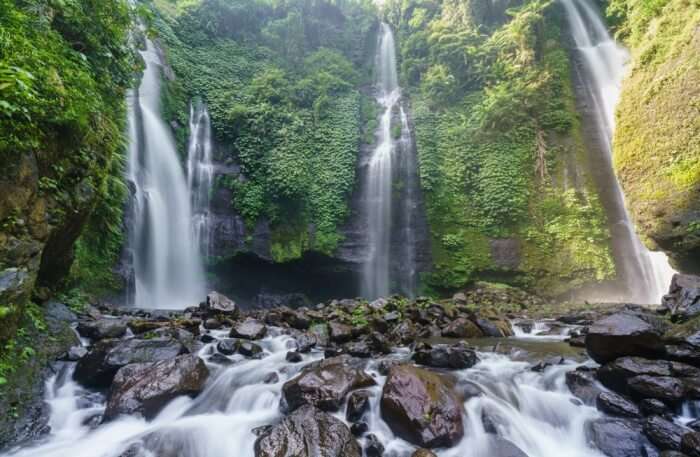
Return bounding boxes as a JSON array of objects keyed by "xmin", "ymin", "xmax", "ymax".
[{"xmin": 1, "ymin": 278, "xmax": 700, "ymax": 457}]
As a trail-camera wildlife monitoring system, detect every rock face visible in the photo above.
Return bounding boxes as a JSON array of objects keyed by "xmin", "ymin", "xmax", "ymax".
[
  {"xmin": 103, "ymin": 354, "xmax": 209, "ymax": 421},
  {"xmin": 662, "ymin": 274, "xmax": 700, "ymax": 321},
  {"xmin": 380, "ymin": 365, "xmax": 464, "ymax": 448},
  {"xmin": 585, "ymin": 312, "xmax": 667, "ymax": 363},
  {"xmin": 282, "ymin": 356, "xmax": 375, "ymax": 412},
  {"xmin": 254, "ymin": 405, "xmax": 361, "ymax": 457}
]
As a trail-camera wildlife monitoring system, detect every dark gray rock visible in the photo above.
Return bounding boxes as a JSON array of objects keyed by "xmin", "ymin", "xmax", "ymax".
[
  {"xmin": 662, "ymin": 274, "xmax": 700, "ymax": 321},
  {"xmin": 413, "ymin": 342, "xmax": 478, "ymax": 370},
  {"xmin": 328, "ymin": 322, "xmax": 353, "ymax": 343},
  {"xmin": 565, "ymin": 367, "xmax": 602, "ymax": 405},
  {"xmin": 365, "ymin": 433, "xmax": 384, "ymax": 457},
  {"xmin": 640, "ymin": 398, "xmax": 673, "ymax": 417},
  {"xmin": 254, "ymin": 405, "xmax": 361, "ymax": 457},
  {"xmin": 644, "ymin": 416, "xmax": 687, "ymax": 451},
  {"xmin": 380, "ymin": 364, "xmax": 464, "ymax": 448},
  {"xmin": 441, "ymin": 317, "xmax": 483, "ymax": 338},
  {"xmin": 346, "ymin": 391, "xmax": 370, "ymax": 422},
  {"xmin": 681, "ymin": 431, "xmax": 700, "ymax": 457},
  {"xmin": 286, "ymin": 351, "xmax": 302, "ymax": 363},
  {"xmin": 217, "ymin": 338, "xmax": 240, "ymax": 355},
  {"xmin": 585, "ymin": 312, "xmax": 667, "ymax": 363},
  {"xmin": 628, "ymin": 375, "xmax": 685, "ymax": 403},
  {"xmin": 77, "ymin": 318, "xmax": 127, "ymax": 340},
  {"xmin": 586, "ymin": 418, "xmax": 656, "ymax": 457},
  {"xmin": 204, "ymin": 291, "xmax": 238, "ymax": 317},
  {"xmin": 239, "ymin": 341, "xmax": 263, "ymax": 358},
  {"xmin": 230, "ymin": 318, "xmax": 267, "ymax": 340},
  {"xmin": 104, "ymin": 354, "xmax": 209, "ymax": 421},
  {"xmin": 282, "ymin": 356, "xmax": 375, "ymax": 412},
  {"xmin": 596, "ymin": 391, "xmax": 641, "ymax": 418}
]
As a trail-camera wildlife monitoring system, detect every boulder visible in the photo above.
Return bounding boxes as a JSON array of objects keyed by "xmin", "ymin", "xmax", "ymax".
[
  {"xmin": 640, "ymin": 399, "xmax": 673, "ymax": 417},
  {"xmin": 286, "ymin": 351, "xmax": 302, "ymax": 363},
  {"xmin": 586, "ymin": 418, "xmax": 656, "ymax": 457},
  {"xmin": 565, "ymin": 367, "xmax": 602, "ymax": 405},
  {"xmin": 662, "ymin": 274, "xmax": 700, "ymax": 321},
  {"xmin": 204, "ymin": 291, "xmax": 238, "ymax": 317},
  {"xmin": 364, "ymin": 433, "xmax": 384, "ymax": 457},
  {"xmin": 230, "ymin": 318, "xmax": 267, "ymax": 340},
  {"xmin": 441, "ymin": 318, "xmax": 483, "ymax": 338},
  {"xmin": 380, "ymin": 364, "xmax": 464, "ymax": 448},
  {"xmin": 596, "ymin": 391, "xmax": 641, "ymax": 418},
  {"xmin": 76, "ymin": 318, "xmax": 127, "ymax": 340},
  {"xmin": 597, "ymin": 357, "xmax": 678, "ymax": 393},
  {"xmin": 239, "ymin": 341, "xmax": 264, "ymax": 358},
  {"xmin": 294, "ymin": 332, "xmax": 317, "ymax": 353},
  {"xmin": 346, "ymin": 390, "xmax": 370, "ymax": 422},
  {"xmin": 103, "ymin": 354, "xmax": 209, "ymax": 421},
  {"xmin": 328, "ymin": 322, "xmax": 353, "ymax": 343},
  {"xmin": 475, "ymin": 318, "xmax": 506, "ymax": 337},
  {"xmin": 628, "ymin": 375, "xmax": 685, "ymax": 403},
  {"xmin": 644, "ymin": 416, "xmax": 687, "ymax": 451},
  {"xmin": 217, "ymin": 338, "xmax": 240, "ymax": 356},
  {"xmin": 681, "ymin": 431, "xmax": 700, "ymax": 457},
  {"xmin": 282, "ymin": 356, "xmax": 375, "ymax": 412},
  {"xmin": 412, "ymin": 342, "xmax": 478, "ymax": 370},
  {"xmin": 389, "ymin": 321, "xmax": 417, "ymax": 345},
  {"xmin": 74, "ymin": 337, "xmax": 186, "ymax": 388},
  {"xmin": 254, "ymin": 405, "xmax": 361, "ymax": 457},
  {"xmin": 585, "ymin": 312, "xmax": 667, "ymax": 363}
]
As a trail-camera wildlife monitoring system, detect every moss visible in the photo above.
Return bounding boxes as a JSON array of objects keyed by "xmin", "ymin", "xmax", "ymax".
[{"xmin": 612, "ymin": 0, "xmax": 700, "ymax": 270}]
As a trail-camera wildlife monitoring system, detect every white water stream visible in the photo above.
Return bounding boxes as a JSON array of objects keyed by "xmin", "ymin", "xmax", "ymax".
[
  {"xmin": 126, "ymin": 40, "xmax": 206, "ymax": 309},
  {"xmin": 562, "ymin": 0, "xmax": 676, "ymax": 303},
  {"xmin": 186, "ymin": 101, "xmax": 214, "ymax": 261}
]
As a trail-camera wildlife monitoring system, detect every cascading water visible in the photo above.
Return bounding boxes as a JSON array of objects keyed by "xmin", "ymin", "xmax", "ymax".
[
  {"xmin": 562, "ymin": 0, "xmax": 675, "ymax": 303},
  {"xmin": 186, "ymin": 101, "xmax": 214, "ymax": 260},
  {"xmin": 362, "ymin": 23, "xmax": 419, "ymax": 299},
  {"xmin": 126, "ymin": 39, "xmax": 205, "ymax": 309}
]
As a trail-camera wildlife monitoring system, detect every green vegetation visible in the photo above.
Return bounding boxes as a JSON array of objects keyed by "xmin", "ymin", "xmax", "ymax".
[
  {"xmin": 386, "ymin": 0, "xmax": 614, "ymax": 295},
  {"xmin": 609, "ymin": 0, "xmax": 700, "ymax": 271},
  {"xmin": 151, "ymin": 0, "xmax": 378, "ymax": 261}
]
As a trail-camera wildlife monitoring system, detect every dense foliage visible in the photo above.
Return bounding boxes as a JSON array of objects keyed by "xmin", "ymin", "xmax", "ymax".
[
  {"xmin": 386, "ymin": 0, "xmax": 614, "ymax": 294},
  {"xmin": 609, "ymin": 0, "xmax": 700, "ymax": 272},
  {"xmin": 152, "ymin": 0, "xmax": 378, "ymax": 261}
]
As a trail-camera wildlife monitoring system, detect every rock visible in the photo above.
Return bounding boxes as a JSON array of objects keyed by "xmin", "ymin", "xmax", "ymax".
[
  {"xmin": 203, "ymin": 318, "xmax": 222, "ymax": 330},
  {"xmin": 64, "ymin": 346, "xmax": 88, "ymax": 361},
  {"xmin": 295, "ymin": 332, "xmax": 316, "ymax": 353},
  {"xmin": 390, "ymin": 321, "xmax": 417, "ymax": 345},
  {"xmin": 286, "ymin": 351, "xmax": 302, "ymax": 363},
  {"xmin": 586, "ymin": 418, "xmax": 656, "ymax": 457},
  {"xmin": 644, "ymin": 416, "xmax": 686, "ymax": 451},
  {"xmin": 585, "ymin": 312, "xmax": 667, "ymax": 363},
  {"xmin": 596, "ymin": 391, "xmax": 641, "ymax": 418},
  {"xmin": 74, "ymin": 337, "xmax": 186, "ymax": 388},
  {"xmin": 208, "ymin": 353, "xmax": 233, "ymax": 365},
  {"xmin": 282, "ymin": 308, "xmax": 311, "ymax": 330},
  {"xmin": 662, "ymin": 274, "xmax": 700, "ymax": 321},
  {"xmin": 628, "ymin": 375, "xmax": 685, "ymax": 403},
  {"xmin": 254, "ymin": 405, "xmax": 361, "ymax": 457},
  {"xmin": 310, "ymin": 323, "xmax": 330, "ymax": 347},
  {"xmin": 365, "ymin": 434, "xmax": 384, "ymax": 457},
  {"xmin": 346, "ymin": 391, "xmax": 370, "ymax": 422},
  {"xmin": 597, "ymin": 357, "xmax": 679, "ymax": 394},
  {"xmin": 441, "ymin": 318, "xmax": 484, "ymax": 338},
  {"xmin": 681, "ymin": 431, "xmax": 700, "ymax": 457},
  {"xmin": 217, "ymin": 338, "xmax": 240, "ymax": 355},
  {"xmin": 230, "ymin": 318, "xmax": 267, "ymax": 340},
  {"xmin": 411, "ymin": 450, "xmax": 437, "ymax": 457},
  {"xmin": 239, "ymin": 341, "xmax": 263, "ymax": 358},
  {"xmin": 351, "ymin": 422, "xmax": 368, "ymax": 436},
  {"xmin": 328, "ymin": 322, "xmax": 353, "ymax": 343},
  {"xmin": 565, "ymin": 367, "xmax": 602, "ymax": 404},
  {"xmin": 383, "ymin": 311, "xmax": 400, "ymax": 323},
  {"xmin": 368, "ymin": 298, "xmax": 387, "ymax": 311},
  {"xmin": 413, "ymin": 342, "xmax": 478, "ymax": 370},
  {"xmin": 475, "ymin": 318, "xmax": 506, "ymax": 337},
  {"xmin": 452, "ymin": 292, "xmax": 467, "ymax": 305},
  {"xmin": 380, "ymin": 364, "xmax": 464, "ymax": 448},
  {"xmin": 263, "ymin": 372, "xmax": 279, "ymax": 384},
  {"xmin": 76, "ymin": 318, "xmax": 127, "ymax": 340},
  {"xmin": 640, "ymin": 398, "xmax": 673, "ymax": 417},
  {"xmin": 689, "ymin": 419, "xmax": 700, "ymax": 431},
  {"xmin": 489, "ymin": 438, "xmax": 528, "ymax": 457},
  {"xmin": 104, "ymin": 354, "xmax": 209, "ymax": 421},
  {"xmin": 344, "ymin": 340, "xmax": 372, "ymax": 358},
  {"xmin": 369, "ymin": 332, "xmax": 391, "ymax": 354},
  {"xmin": 204, "ymin": 291, "xmax": 238, "ymax": 317},
  {"xmin": 282, "ymin": 356, "xmax": 375, "ymax": 412}
]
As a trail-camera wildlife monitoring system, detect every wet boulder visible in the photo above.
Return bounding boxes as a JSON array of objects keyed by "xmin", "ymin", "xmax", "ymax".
[
  {"xmin": 681, "ymin": 431, "xmax": 700, "ymax": 457},
  {"xmin": 585, "ymin": 312, "xmax": 667, "ymax": 363},
  {"xmin": 662, "ymin": 274, "xmax": 700, "ymax": 321},
  {"xmin": 586, "ymin": 418, "xmax": 656, "ymax": 457},
  {"xmin": 74, "ymin": 337, "xmax": 187, "ymax": 388},
  {"xmin": 441, "ymin": 318, "xmax": 483, "ymax": 339},
  {"xmin": 328, "ymin": 322, "xmax": 353, "ymax": 343},
  {"xmin": 282, "ymin": 356, "xmax": 375, "ymax": 412},
  {"xmin": 364, "ymin": 433, "xmax": 384, "ymax": 457},
  {"xmin": 475, "ymin": 318, "xmax": 507, "ymax": 337},
  {"xmin": 254, "ymin": 405, "xmax": 361, "ymax": 457},
  {"xmin": 644, "ymin": 416, "xmax": 687, "ymax": 451},
  {"xmin": 231, "ymin": 318, "xmax": 267, "ymax": 340},
  {"xmin": 412, "ymin": 342, "xmax": 478, "ymax": 370},
  {"xmin": 239, "ymin": 341, "xmax": 264, "ymax": 358},
  {"xmin": 596, "ymin": 391, "xmax": 641, "ymax": 418},
  {"xmin": 104, "ymin": 354, "xmax": 209, "ymax": 421},
  {"xmin": 380, "ymin": 364, "xmax": 464, "ymax": 448},
  {"xmin": 217, "ymin": 338, "xmax": 240, "ymax": 355},
  {"xmin": 389, "ymin": 321, "xmax": 417, "ymax": 345},
  {"xmin": 203, "ymin": 291, "xmax": 238, "ymax": 317},
  {"xmin": 346, "ymin": 390, "xmax": 370, "ymax": 422},
  {"xmin": 628, "ymin": 375, "xmax": 685, "ymax": 403},
  {"xmin": 640, "ymin": 399, "xmax": 673, "ymax": 417},
  {"xmin": 77, "ymin": 318, "xmax": 127, "ymax": 340},
  {"xmin": 565, "ymin": 367, "xmax": 602, "ymax": 405},
  {"xmin": 597, "ymin": 357, "xmax": 674, "ymax": 393}
]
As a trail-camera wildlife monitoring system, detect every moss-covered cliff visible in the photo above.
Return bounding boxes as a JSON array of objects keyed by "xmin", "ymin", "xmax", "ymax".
[
  {"xmin": 0, "ymin": 0, "xmax": 132, "ymax": 347},
  {"xmin": 386, "ymin": 0, "xmax": 615, "ymax": 296},
  {"xmin": 610, "ymin": 0, "xmax": 700, "ymax": 273}
]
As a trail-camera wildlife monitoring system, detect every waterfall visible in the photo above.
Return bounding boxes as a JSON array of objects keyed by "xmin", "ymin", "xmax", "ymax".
[
  {"xmin": 186, "ymin": 101, "xmax": 214, "ymax": 261},
  {"xmin": 562, "ymin": 0, "xmax": 675, "ymax": 303},
  {"xmin": 362, "ymin": 23, "xmax": 419, "ymax": 299},
  {"xmin": 126, "ymin": 39, "xmax": 206, "ymax": 309}
]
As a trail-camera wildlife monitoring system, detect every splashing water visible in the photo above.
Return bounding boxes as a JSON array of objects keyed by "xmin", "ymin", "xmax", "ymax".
[
  {"xmin": 126, "ymin": 40, "xmax": 206, "ymax": 309},
  {"xmin": 562, "ymin": 0, "xmax": 676, "ymax": 303},
  {"xmin": 186, "ymin": 101, "xmax": 214, "ymax": 260}
]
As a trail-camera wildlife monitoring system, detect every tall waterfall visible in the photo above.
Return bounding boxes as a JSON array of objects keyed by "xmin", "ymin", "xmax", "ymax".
[
  {"xmin": 126, "ymin": 40, "xmax": 205, "ymax": 309},
  {"xmin": 362, "ymin": 23, "xmax": 418, "ymax": 299},
  {"xmin": 187, "ymin": 101, "xmax": 214, "ymax": 260},
  {"xmin": 562, "ymin": 0, "xmax": 675, "ymax": 303}
]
